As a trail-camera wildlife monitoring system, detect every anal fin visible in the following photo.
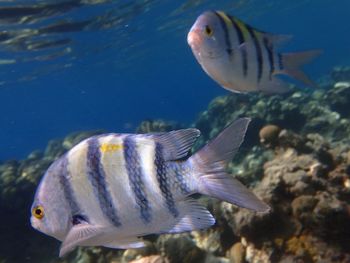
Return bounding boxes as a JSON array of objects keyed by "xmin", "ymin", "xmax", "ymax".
[
  {"xmin": 103, "ymin": 237, "xmax": 146, "ymax": 249},
  {"xmin": 258, "ymin": 77, "xmax": 291, "ymax": 94},
  {"xmin": 164, "ymin": 198, "xmax": 215, "ymax": 234}
]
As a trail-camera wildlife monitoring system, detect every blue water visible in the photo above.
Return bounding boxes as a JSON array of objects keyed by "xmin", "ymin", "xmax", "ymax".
[{"xmin": 0, "ymin": 0, "xmax": 349, "ymax": 160}]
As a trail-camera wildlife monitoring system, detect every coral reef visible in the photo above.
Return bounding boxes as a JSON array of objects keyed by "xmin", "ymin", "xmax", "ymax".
[
  {"xmin": 1, "ymin": 68, "xmax": 350, "ymax": 262},
  {"xmin": 259, "ymin": 124, "xmax": 281, "ymax": 146},
  {"xmin": 136, "ymin": 120, "xmax": 183, "ymax": 133},
  {"xmin": 220, "ymin": 130, "xmax": 350, "ymax": 262}
]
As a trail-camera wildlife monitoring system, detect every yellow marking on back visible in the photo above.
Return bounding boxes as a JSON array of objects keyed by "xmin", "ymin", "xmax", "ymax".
[
  {"xmin": 100, "ymin": 143, "xmax": 123, "ymax": 153},
  {"xmin": 216, "ymin": 11, "xmax": 233, "ymax": 28},
  {"xmin": 231, "ymin": 16, "xmax": 251, "ymax": 40}
]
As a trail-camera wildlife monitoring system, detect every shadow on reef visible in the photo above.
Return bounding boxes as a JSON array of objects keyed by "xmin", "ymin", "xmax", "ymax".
[{"xmin": 1, "ymin": 67, "xmax": 350, "ymax": 262}]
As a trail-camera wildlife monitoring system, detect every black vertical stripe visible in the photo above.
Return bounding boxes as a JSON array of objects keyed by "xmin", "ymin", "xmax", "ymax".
[
  {"xmin": 246, "ymin": 26, "xmax": 263, "ymax": 82},
  {"xmin": 278, "ymin": 53, "xmax": 284, "ymax": 70},
  {"xmin": 58, "ymin": 155, "xmax": 81, "ymax": 215},
  {"xmin": 171, "ymin": 163, "xmax": 191, "ymax": 195},
  {"xmin": 154, "ymin": 143, "xmax": 178, "ymax": 218},
  {"xmin": 123, "ymin": 136, "xmax": 152, "ymax": 223},
  {"xmin": 263, "ymin": 37, "xmax": 274, "ymax": 80},
  {"xmin": 229, "ymin": 16, "xmax": 248, "ymax": 76},
  {"xmin": 230, "ymin": 17, "xmax": 245, "ymax": 44},
  {"xmin": 213, "ymin": 11, "xmax": 233, "ymax": 56},
  {"xmin": 86, "ymin": 137, "xmax": 121, "ymax": 227}
]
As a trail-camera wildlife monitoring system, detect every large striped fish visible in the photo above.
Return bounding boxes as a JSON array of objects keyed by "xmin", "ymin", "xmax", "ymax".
[
  {"xmin": 30, "ymin": 118, "xmax": 269, "ymax": 257},
  {"xmin": 187, "ymin": 11, "xmax": 321, "ymax": 94}
]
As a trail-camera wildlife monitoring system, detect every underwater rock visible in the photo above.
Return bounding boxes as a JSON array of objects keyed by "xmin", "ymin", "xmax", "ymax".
[
  {"xmin": 334, "ymin": 81, "xmax": 350, "ymax": 88},
  {"xmin": 129, "ymin": 255, "xmax": 169, "ymax": 263},
  {"xmin": 156, "ymin": 233, "xmax": 206, "ymax": 263},
  {"xmin": 276, "ymin": 129, "xmax": 308, "ymax": 152},
  {"xmin": 228, "ymin": 146, "xmax": 274, "ymax": 186},
  {"xmin": 194, "ymin": 72, "xmax": 350, "ymax": 147},
  {"xmin": 330, "ymin": 66, "xmax": 350, "ymax": 82},
  {"xmin": 284, "ymin": 235, "xmax": 321, "ymax": 262},
  {"xmin": 44, "ymin": 138, "xmax": 66, "ymax": 160},
  {"xmin": 283, "ymin": 234, "xmax": 350, "ymax": 262},
  {"xmin": 60, "ymin": 247, "xmax": 123, "ymax": 263},
  {"xmin": 227, "ymin": 242, "xmax": 245, "ymax": 263},
  {"xmin": 310, "ymin": 191, "xmax": 350, "ymax": 238},
  {"xmin": 62, "ymin": 130, "xmax": 104, "ymax": 150},
  {"xmin": 192, "ymin": 228, "xmax": 223, "ymax": 254},
  {"xmin": 192, "ymin": 84, "xmax": 350, "ymax": 192},
  {"xmin": 245, "ymin": 242, "xmax": 272, "ymax": 263},
  {"xmin": 259, "ymin": 124, "xmax": 281, "ymax": 146},
  {"xmin": 202, "ymin": 254, "xmax": 230, "ymax": 263},
  {"xmin": 220, "ymin": 127, "xmax": 350, "ymax": 262},
  {"xmin": 264, "ymin": 150, "xmax": 327, "ymax": 197},
  {"xmin": 291, "ymin": 195, "xmax": 319, "ymax": 224},
  {"xmin": 221, "ymin": 201, "xmax": 274, "ymax": 241},
  {"xmin": 192, "ymin": 197, "xmax": 238, "ymax": 255},
  {"xmin": 325, "ymin": 81, "xmax": 350, "ymax": 117},
  {"xmin": 122, "ymin": 242, "xmax": 157, "ymax": 262}
]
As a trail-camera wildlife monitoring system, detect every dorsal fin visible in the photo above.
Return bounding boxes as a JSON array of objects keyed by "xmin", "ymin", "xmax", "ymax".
[
  {"xmin": 151, "ymin": 128, "xmax": 200, "ymax": 161},
  {"xmin": 224, "ymin": 12, "xmax": 292, "ymax": 47},
  {"xmin": 261, "ymin": 33, "xmax": 293, "ymax": 47}
]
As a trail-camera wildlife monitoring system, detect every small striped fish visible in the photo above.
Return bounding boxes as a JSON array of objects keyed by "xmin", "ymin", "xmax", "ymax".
[
  {"xmin": 30, "ymin": 118, "xmax": 269, "ymax": 257},
  {"xmin": 187, "ymin": 11, "xmax": 321, "ymax": 94}
]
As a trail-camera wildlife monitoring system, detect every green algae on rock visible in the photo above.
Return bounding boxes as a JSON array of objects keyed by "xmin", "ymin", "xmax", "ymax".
[{"xmin": 136, "ymin": 119, "xmax": 183, "ymax": 133}]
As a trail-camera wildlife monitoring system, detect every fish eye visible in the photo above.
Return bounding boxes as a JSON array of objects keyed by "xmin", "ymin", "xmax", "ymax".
[
  {"xmin": 32, "ymin": 205, "xmax": 44, "ymax": 220},
  {"xmin": 204, "ymin": 25, "xmax": 214, "ymax": 37}
]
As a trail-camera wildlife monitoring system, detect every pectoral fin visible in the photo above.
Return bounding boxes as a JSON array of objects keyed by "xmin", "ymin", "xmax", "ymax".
[
  {"xmin": 238, "ymin": 42, "xmax": 247, "ymax": 51},
  {"xmin": 59, "ymin": 224, "xmax": 107, "ymax": 257}
]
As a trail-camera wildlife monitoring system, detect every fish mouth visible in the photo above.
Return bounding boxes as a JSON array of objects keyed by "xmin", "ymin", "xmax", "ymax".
[
  {"xmin": 30, "ymin": 216, "xmax": 41, "ymax": 229},
  {"xmin": 187, "ymin": 29, "xmax": 202, "ymax": 51},
  {"xmin": 187, "ymin": 30, "xmax": 224, "ymax": 60},
  {"xmin": 30, "ymin": 215, "xmax": 67, "ymax": 241}
]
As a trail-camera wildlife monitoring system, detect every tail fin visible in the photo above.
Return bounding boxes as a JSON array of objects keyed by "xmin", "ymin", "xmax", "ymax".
[
  {"xmin": 279, "ymin": 50, "xmax": 322, "ymax": 88},
  {"xmin": 190, "ymin": 118, "xmax": 270, "ymax": 212}
]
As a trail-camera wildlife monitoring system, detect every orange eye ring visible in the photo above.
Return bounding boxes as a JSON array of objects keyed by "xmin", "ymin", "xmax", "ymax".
[
  {"xmin": 32, "ymin": 205, "xmax": 44, "ymax": 219},
  {"xmin": 204, "ymin": 25, "xmax": 213, "ymax": 37}
]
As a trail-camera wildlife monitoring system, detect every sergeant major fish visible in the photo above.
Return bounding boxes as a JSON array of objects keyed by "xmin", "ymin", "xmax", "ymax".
[
  {"xmin": 187, "ymin": 11, "xmax": 321, "ymax": 94},
  {"xmin": 30, "ymin": 118, "xmax": 269, "ymax": 257}
]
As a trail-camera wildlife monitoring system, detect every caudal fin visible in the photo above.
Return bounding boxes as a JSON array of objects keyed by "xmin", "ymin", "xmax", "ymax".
[
  {"xmin": 279, "ymin": 50, "xmax": 322, "ymax": 88},
  {"xmin": 189, "ymin": 118, "xmax": 270, "ymax": 212}
]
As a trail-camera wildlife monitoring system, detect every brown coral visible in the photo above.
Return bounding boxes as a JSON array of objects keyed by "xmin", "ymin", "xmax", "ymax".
[{"xmin": 259, "ymin": 124, "xmax": 281, "ymax": 146}]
